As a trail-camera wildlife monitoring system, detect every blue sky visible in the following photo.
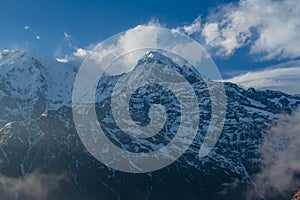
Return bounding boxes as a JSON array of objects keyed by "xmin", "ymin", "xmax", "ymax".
[
  {"xmin": 1, "ymin": 0, "xmax": 300, "ymax": 94},
  {"xmin": 0, "ymin": 0, "xmax": 233, "ymax": 55}
]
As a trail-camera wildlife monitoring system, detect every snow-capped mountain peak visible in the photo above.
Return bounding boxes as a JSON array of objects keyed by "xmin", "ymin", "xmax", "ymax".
[
  {"xmin": 137, "ymin": 51, "xmax": 179, "ymax": 66},
  {"xmin": 0, "ymin": 50, "xmax": 77, "ymax": 126}
]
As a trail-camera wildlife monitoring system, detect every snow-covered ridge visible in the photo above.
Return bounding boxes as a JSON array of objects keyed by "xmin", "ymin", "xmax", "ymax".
[
  {"xmin": 1, "ymin": 50, "xmax": 300, "ymax": 199},
  {"xmin": 137, "ymin": 51, "xmax": 180, "ymax": 66},
  {"xmin": 1, "ymin": 50, "xmax": 300, "ymax": 127},
  {"xmin": 0, "ymin": 50, "xmax": 78, "ymax": 125}
]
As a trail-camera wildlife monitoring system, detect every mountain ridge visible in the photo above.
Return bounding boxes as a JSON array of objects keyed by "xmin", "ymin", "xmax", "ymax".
[{"xmin": 0, "ymin": 50, "xmax": 299, "ymax": 199}]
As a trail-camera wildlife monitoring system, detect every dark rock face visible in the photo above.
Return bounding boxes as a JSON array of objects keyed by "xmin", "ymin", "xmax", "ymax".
[
  {"xmin": 0, "ymin": 50, "xmax": 300, "ymax": 199},
  {"xmin": 292, "ymin": 191, "xmax": 300, "ymax": 200}
]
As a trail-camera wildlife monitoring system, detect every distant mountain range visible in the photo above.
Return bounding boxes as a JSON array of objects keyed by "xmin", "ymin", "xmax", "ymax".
[{"xmin": 0, "ymin": 50, "xmax": 299, "ymax": 199}]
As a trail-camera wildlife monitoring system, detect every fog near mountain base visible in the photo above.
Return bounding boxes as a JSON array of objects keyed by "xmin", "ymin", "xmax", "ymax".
[
  {"xmin": 0, "ymin": 170, "xmax": 68, "ymax": 200},
  {"xmin": 249, "ymin": 110, "xmax": 300, "ymax": 199},
  {"xmin": 218, "ymin": 178, "xmax": 241, "ymax": 196}
]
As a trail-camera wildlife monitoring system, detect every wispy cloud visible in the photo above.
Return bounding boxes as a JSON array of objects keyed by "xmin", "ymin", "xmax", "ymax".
[
  {"xmin": 64, "ymin": 31, "xmax": 71, "ymax": 40},
  {"xmin": 224, "ymin": 60, "xmax": 300, "ymax": 94},
  {"xmin": 56, "ymin": 58, "xmax": 69, "ymax": 63},
  {"xmin": 172, "ymin": 16, "xmax": 202, "ymax": 35},
  {"xmin": 0, "ymin": 170, "xmax": 68, "ymax": 200},
  {"xmin": 22, "ymin": 25, "xmax": 41, "ymax": 42},
  {"xmin": 73, "ymin": 48, "xmax": 89, "ymax": 58},
  {"xmin": 53, "ymin": 31, "xmax": 77, "ymax": 59},
  {"xmin": 248, "ymin": 110, "xmax": 300, "ymax": 199},
  {"xmin": 24, "ymin": 26, "xmax": 30, "ymax": 30}
]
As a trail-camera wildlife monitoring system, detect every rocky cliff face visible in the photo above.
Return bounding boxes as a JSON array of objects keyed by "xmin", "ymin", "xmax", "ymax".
[{"xmin": 292, "ymin": 190, "xmax": 300, "ymax": 200}]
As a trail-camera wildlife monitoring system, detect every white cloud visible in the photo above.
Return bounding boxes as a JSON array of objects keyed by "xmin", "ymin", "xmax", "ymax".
[
  {"xmin": 201, "ymin": 0, "xmax": 300, "ymax": 60},
  {"xmin": 82, "ymin": 23, "xmax": 162, "ymax": 75},
  {"xmin": 24, "ymin": 26, "xmax": 30, "ymax": 30},
  {"xmin": 118, "ymin": 24, "xmax": 160, "ymax": 52},
  {"xmin": 183, "ymin": 17, "xmax": 201, "ymax": 35},
  {"xmin": 172, "ymin": 17, "xmax": 202, "ymax": 36},
  {"xmin": 202, "ymin": 21, "xmax": 247, "ymax": 57},
  {"xmin": 225, "ymin": 60, "xmax": 300, "ymax": 94},
  {"xmin": 56, "ymin": 58, "xmax": 69, "ymax": 63},
  {"xmin": 63, "ymin": 31, "xmax": 71, "ymax": 40},
  {"xmin": 248, "ymin": 110, "xmax": 300, "ymax": 199},
  {"xmin": 35, "ymin": 35, "xmax": 40, "ymax": 40},
  {"xmin": 0, "ymin": 171, "xmax": 67, "ymax": 200},
  {"xmin": 73, "ymin": 48, "xmax": 89, "ymax": 58},
  {"xmin": 77, "ymin": 21, "xmax": 212, "ymax": 77}
]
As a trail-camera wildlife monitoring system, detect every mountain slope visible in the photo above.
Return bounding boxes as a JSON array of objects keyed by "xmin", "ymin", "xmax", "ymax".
[
  {"xmin": 0, "ymin": 50, "xmax": 299, "ymax": 199},
  {"xmin": 0, "ymin": 50, "xmax": 77, "ymax": 126}
]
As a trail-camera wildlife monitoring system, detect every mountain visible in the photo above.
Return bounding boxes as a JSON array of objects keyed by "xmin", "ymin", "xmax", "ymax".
[
  {"xmin": 0, "ymin": 50, "xmax": 299, "ymax": 200},
  {"xmin": 0, "ymin": 50, "xmax": 77, "ymax": 126}
]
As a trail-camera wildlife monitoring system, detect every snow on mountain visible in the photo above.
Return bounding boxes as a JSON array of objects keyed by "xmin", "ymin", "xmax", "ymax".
[
  {"xmin": 0, "ymin": 50, "xmax": 77, "ymax": 126},
  {"xmin": 0, "ymin": 50, "xmax": 300, "ymax": 199},
  {"xmin": 96, "ymin": 51, "xmax": 300, "ymax": 179}
]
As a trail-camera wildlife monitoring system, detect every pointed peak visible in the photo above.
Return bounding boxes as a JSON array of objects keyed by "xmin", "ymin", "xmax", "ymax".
[
  {"xmin": 143, "ymin": 51, "xmax": 166, "ymax": 59},
  {"xmin": 137, "ymin": 51, "xmax": 179, "ymax": 67}
]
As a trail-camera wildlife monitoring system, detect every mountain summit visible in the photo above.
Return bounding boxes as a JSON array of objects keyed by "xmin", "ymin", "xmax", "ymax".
[{"xmin": 137, "ymin": 51, "xmax": 180, "ymax": 65}]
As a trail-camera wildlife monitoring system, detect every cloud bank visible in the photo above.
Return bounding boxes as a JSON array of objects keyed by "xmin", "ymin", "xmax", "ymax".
[
  {"xmin": 249, "ymin": 110, "xmax": 300, "ymax": 199},
  {"xmin": 0, "ymin": 170, "xmax": 67, "ymax": 200},
  {"xmin": 224, "ymin": 60, "xmax": 300, "ymax": 95},
  {"xmin": 65, "ymin": 0, "xmax": 300, "ymax": 94},
  {"xmin": 71, "ymin": 0, "xmax": 300, "ymax": 62},
  {"xmin": 73, "ymin": 21, "xmax": 215, "ymax": 78},
  {"xmin": 201, "ymin": 0, "xmax": 300, "ymax": 60}
]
